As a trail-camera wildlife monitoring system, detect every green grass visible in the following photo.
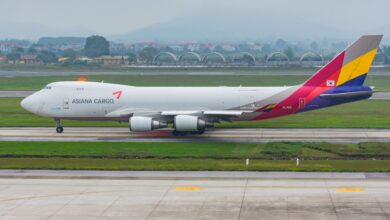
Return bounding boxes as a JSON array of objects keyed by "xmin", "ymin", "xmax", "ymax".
[
  {"xmin": 1, "ymin": 74, "xmax": 390, "ymax": 91},
  {"xmin": 0, "ymin": 141, "xmax": 389, "ymax": 171},
  {"xmin": 0, "ymin": 158, "xmax": 389, "ymax": 171},
  {"xmin": 0, "ymin": 141, "xmax": 389, "ymax": 160},
  {"xmin": 0, "ymin": 74, "xmax": 308, "ymax": 90},
  {"xmin": 1, "ymin": 98, "xmax": 389, "ymax": 128}
]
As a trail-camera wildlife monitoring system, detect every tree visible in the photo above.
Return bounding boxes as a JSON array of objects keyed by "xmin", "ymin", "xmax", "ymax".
[
  {"xmin": 84, "ymin": 35, "xmax": 110, "ymax": 58},
  {"xmin": 63, "ymin": 49, "xmax": 77, "ymax": 59},
  {"xmin": 139, "ymin": 47, "xmax": 159, "ymax": 64},
  {"xmin": 261, "ymin": 44, "xmax": 272, "ymax": 55},
  {"xmin": 284, "ymin": 47, "xmax": 295, "ymax": 60},
  {"xmin": 310, "ymin": 41, "xmax": 319, "ymax": 52},
  {"xmin": 275, "ymin": 39, "xmax": 287, "ymax": 50},
  {"xmin": 214, "ymin": 45, "xmax": 224, "ymax": 52},
  {"xmin": 382, "ymin": 45, "xmax": 390, "ymax": 57},
  {"xmin": 127, "ymin": 52, "xmax": 137, "ymax": 64},
  {"xmin": 28, "ymin": 47, "xmax": 37, "ymax": 54},
  {"xmin": 242, "ymin": 54, "xmax": 255, "ymax": 65},
  {"xmin": 7, "ymin": 52, "xmax": 21, "ymax": 61},
  {"xmin": 15, "ymin": 47, "xmax": 24, "ymax": 53},
  {"xmin": 38, "ymin": 50, "xmax": 57, "ymax": 64}
]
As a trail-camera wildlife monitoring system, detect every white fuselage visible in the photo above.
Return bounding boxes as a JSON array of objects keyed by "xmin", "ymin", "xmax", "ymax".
[{"xmin": 21, "ymin": 81, "xmax": 289, "ymax": 121}]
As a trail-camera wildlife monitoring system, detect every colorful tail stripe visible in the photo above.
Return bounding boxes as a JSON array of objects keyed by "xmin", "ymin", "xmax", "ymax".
[{"xmin": 254, "ymin": 35, "xmax": 382, "ymax": 120}]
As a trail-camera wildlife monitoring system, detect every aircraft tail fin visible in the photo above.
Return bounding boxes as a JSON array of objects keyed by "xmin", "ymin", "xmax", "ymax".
[{"xmin": 304, "ymin": 35, "xmax": 382, "ymax": 87}]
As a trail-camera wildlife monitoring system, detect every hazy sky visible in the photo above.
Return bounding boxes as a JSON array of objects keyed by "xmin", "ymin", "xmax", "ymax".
[{"xmin": 0, "ymin": 0, "xmax": 389, "ymax": 40}]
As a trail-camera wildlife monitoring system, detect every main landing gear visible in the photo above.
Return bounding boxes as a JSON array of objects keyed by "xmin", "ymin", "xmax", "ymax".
[
  {"xmin": 55, "ymin": 120, "xmax": 64, "ymax": 133},
  {"xmin": 172, "ymin": 129, "xmax": 205, "ymax": 136}
]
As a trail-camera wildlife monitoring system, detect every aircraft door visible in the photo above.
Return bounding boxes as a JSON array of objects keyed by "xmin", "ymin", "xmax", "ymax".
[
  {"xmin": 63, "ymin": 98, "xmax": 69, "ymax": 110},
  {"xmin": 298, "ymin": 98, "xmax": 306, "ymax": 109}
]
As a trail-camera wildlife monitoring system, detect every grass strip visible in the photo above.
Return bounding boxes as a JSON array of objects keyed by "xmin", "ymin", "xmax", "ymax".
[
  {"xmin": 0, "ymin": 158, "xmax": 389, "ymax": 172},
  {"xmin": 0, "ymin": 141, "xmax": 389, "ymax": 160}
]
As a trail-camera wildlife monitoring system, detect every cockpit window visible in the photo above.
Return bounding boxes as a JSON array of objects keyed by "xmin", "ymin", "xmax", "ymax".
[{"xmin": 44, "ymin": 86, "xmax": 52, "ymax": 90}]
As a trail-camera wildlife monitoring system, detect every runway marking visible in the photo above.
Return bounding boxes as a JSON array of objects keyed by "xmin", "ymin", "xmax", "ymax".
[
  {"xmin": 175, "ymin": 186, "xmax": 203, "ymax": 191},
  {"xmin": 336, "ymin": 187, "xmax": 365, "ymax": 192}
]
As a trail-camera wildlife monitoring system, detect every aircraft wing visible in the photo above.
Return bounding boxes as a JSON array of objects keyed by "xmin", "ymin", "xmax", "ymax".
[
  {"xmin": 106, "ymin": 108, "xmax": 251, "ymax": 122},
  {"xmin": 161, "ymin": 110, "xmax": 248, "ymax": 116},
  {"xmin": 105, "ymin": 108, "xmax": 158, "ymax": 118}
]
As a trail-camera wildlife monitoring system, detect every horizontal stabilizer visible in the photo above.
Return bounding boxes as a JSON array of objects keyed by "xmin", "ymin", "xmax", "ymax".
[{"xmin": 319, "ymin": 90, "xmax": 374, "ymax": 98}]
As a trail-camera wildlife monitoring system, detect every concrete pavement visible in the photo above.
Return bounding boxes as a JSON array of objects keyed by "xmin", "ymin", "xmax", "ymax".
[
  {"xmin": 1, "ymin": 127, "xmax": 390, "ymax": 143},
  {"xmin": 0, "ymin": 170, "xmax": 389, "ymax": 219}
]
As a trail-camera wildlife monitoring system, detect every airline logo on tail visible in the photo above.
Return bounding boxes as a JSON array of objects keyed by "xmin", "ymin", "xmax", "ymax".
[{"xmin": 254, "ymin": 35, "xmax": 383, "ymax": 120}]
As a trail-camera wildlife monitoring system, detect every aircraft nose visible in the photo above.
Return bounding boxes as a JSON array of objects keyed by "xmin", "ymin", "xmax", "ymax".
[{"xmin": 21, "ymin": 95, "xmax": 38, "ymax": 113}]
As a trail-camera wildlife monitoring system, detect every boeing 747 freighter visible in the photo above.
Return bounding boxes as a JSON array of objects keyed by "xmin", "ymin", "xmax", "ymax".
[{"xmin": 21, "ymin": 35, "xmax": 382, "ymax": 135}]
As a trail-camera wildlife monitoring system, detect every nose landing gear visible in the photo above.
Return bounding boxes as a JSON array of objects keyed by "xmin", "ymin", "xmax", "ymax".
[{"xmin": 55, "ymin": 120, "xmax": 64, "ymax": 133}]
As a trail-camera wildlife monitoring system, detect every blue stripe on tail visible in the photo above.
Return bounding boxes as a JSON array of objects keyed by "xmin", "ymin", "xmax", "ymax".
[{"xmin": 341, "ymin": 73, "xmax": 367, "ymax": 86}]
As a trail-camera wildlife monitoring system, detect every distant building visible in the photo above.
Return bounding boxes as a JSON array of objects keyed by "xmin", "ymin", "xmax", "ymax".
[
  {"xmin": 95, "ymin": 56, "xmax": 129, "ymax": 65},
  {"xmin": 0, "ymin": 42, "xmax": 17, "ymax": 53},
  {"xmin": 75, "ymin": 56, "xmax": 94, "ymax": 63},
  {"xmin": 19, "ymin": 54, "xmax": 39, "ymax": 64},
  {"xmin": 58, "ymin": 57, "xmax": 70, "ymax": 64},
  {"xmin": 168, "ymin": 45, "xmax": 184, "ymax": 52},
  {"xmin": 248, "ymin": 43, "xmax": 262, "ymax": 51},
  {"xmin": 0, "ymin": 55, "xmax": 7, "ymax": 63},
  {"xmin": 221, "ymin": 44, "xmax": 236, "ymax": 52},
  {"xmin": 110, "ymin": 42, "xmax": 128, "ymax": 55}
]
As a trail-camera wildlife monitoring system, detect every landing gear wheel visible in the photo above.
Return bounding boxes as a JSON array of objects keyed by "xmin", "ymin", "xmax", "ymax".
[
  {"xmin": 55, "ymin": 119, "xmax": 63, "ymax": 133},
  {"xmin": 197, "ymin": 129, "xmax": 205, "ymax": 135},
  {"xmin": 56, "ymin": 126, "xmax": 64, "ymax": 133}
]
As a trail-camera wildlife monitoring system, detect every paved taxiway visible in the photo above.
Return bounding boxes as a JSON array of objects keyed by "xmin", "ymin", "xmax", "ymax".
[
  {"xmin": 0, "ymin": 170, "xmax": 389, "ymax": 219},
  {"xmin": 1, "ymin": 127, "xmax": 390, "ymax": 143}
]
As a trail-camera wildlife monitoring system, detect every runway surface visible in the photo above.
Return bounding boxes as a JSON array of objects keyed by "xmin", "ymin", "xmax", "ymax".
[
  {"xmin": 1, "ymin": 127, "xmax": 390, "ymax": 143},
  {"xmin": 0, "ymin": 170, "xmax": 389, "ymax": 219},
  {"xmin": 2, "ymin": 90, "xmax": 390, "ymax": 99}
]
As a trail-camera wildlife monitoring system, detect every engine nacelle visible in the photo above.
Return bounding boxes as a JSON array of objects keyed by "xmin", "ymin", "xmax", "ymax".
[
  {"xmin": 129, "ymin": 116, "xmax": 167, "ymax": 132},
  {"xmin": 174, "ymin": 115, "xmax": 209, "ymax": 132}
]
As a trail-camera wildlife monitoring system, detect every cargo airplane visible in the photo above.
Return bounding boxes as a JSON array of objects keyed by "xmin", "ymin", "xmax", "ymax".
[{"xmin": 21, "ymin": 35, "xmax": 382, "ymax": 135}]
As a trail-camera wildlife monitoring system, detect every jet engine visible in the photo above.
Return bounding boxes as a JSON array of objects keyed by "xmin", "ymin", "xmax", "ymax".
[
  {"xmin": 174, "ymin": 115, "xmax": 211, "ymax": 132},
  {"xmin": 129, "ymin": 116, "xmax": 167, "ymax": 132}
]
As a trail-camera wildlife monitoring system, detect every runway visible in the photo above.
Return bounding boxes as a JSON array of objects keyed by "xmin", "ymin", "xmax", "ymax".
[
  {"xmin": 2, "ymin": 90, "xmax": 390, "ymax": 99},
  {"xmin": 0, "ymin": 170, "xmax": 389, "ymax": 219},
  {"xmin": 1, "ymin": 127, "xmax": 390, "ymax": 143}
]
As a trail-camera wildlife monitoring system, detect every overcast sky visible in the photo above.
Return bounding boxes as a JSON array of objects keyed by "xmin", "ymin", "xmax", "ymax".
[{"xmin": 0, "ymin": 0, "xmax": 389, "ymax": 40}]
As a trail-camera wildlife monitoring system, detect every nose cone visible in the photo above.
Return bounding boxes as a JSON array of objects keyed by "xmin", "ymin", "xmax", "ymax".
[{"xmin": 21, "ymin": 96, "xmax": 38, "ymax": 114}]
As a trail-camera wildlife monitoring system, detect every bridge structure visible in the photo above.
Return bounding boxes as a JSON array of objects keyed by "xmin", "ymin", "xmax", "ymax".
[{"xmin": 148, "ymin": 51, "xmax": 389, "ymax": 67}]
